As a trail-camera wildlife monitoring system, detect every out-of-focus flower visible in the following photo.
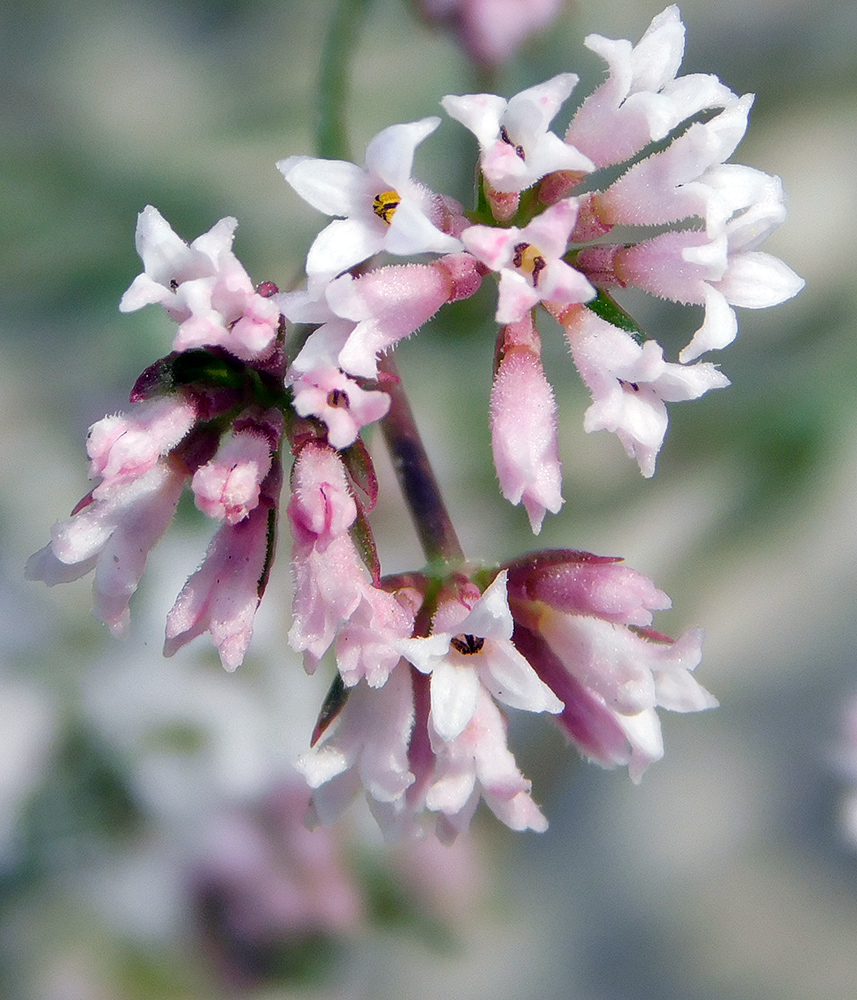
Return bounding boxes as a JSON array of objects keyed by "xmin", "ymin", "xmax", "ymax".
[
  {"xmin": 278, "ymin": 119, "xmax": 462, "ymax": 292},
  {"xmin": 420, "ymin": 0, "xmax": 566, "ymax": 67}
]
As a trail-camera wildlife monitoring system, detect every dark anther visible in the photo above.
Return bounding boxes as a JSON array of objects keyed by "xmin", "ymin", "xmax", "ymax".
[
  {"xmin": 450, "ymin": 633, "xmax": 485, "ymax": 655},
  {"xmin": 327, "ymin": 388, "xmax": 350, "ymax": 408}
]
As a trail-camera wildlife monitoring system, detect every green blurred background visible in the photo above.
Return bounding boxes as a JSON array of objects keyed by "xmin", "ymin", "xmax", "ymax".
[{"xmin": 3, "ymin": 0, "xmax": 857, "ymax": 997}]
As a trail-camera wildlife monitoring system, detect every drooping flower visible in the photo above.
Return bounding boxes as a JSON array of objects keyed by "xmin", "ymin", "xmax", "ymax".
[
  {"xmin": 558, "ymin": 304, "xmax": 730, "ymax": 477},
  {"xmin": 297, "ymin": 661, "xmax": 417, "ymax": 828},
  {"xmin": 27, "ymin": 461, "xmax": 186, "ymax": 636},
  {"xmin": 192, "ymin": 409, "xmax": 283, "ymax": 525},
  {"xmin": 507, "ymin": 550, "xmax": 717, "ymax": 781},
  {"xmin": 286, "ymin": 441, "xmax": 417, "ymax": 681},
  {"xmin": 442, "ymin": 74, "xmax": 592, "ymax": 196},
  {"xmin": 164, "ymin": 488, "xmax": 277, "ymax": 671},
  {"xmin": 278, "ymin": 119, "xmax": 462, "ymax": 292},
  {"xmin": 119, "ymin": 206, "xmax": 280, "ymax": 361},
  {"xmin": 86, "ymin": 395, "xmax": 198, "ymax": 496},
  {"xmin": 462, "ymin": 198, "xmax": 595, "ymax": 323}
]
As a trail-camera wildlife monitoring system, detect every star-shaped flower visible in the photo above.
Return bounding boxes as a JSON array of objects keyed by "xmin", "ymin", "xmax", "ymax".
[
  {"xmin": 278, "ymin": 118, "xmax": 462, "ymax": 291},
  {"xmin": 396, "ymin": 571, "xmax": 563, "ymax": 743},
  {"xmin": 442, "ymin": 74, "xmax": 593, "ymax": 194},
  {"xmin": 462, "ymin": 199, "xmax": 595, "ymax": 323}
]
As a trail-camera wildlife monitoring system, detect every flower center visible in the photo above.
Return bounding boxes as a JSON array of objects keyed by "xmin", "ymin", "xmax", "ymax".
[
  {"xmin": 512, "ymin": 242, "xmax": 547, "ymax": 287},
  {"xmin": 500, "ymin": 125, "xmax": 526, "ymax": 161},
  {"xmin": 450, "ymin": 633, "xmax": 485, "ymax": 655},
  {"xmin": 372, "ymin": 189, "xmax": 401, "ymax": 225},
  {"xmin": 327, "ymin": 388, "xmax": 350, "ymax": 408}
]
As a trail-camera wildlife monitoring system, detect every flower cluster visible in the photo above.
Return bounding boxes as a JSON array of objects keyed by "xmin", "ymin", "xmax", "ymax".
[{"xmin": 29, "ymin": 7, "xmax": 801, "ymax": 839}]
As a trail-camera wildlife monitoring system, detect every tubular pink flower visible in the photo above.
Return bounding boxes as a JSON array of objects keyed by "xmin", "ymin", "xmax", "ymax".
[
  {"xmin": 119, "ymin": 205, "xmax": 279, "ymax": 361},
  {"xmin": 608, "ymin": 191, "xmax": 804, "ymax": 362},
  {"xmin": 560, "ymin": 305, "xmax": 730, "ymax": 477},
  {"xmin": 507, "ymin": 551, "xmax": 716, "ymax": 781},
  {"xmin": 286, "ymin": 442, "xmax": 415, "ymax": 680},
  {"xmin": 27, "ymin": 462, "xmax": 186, "ymax": 636},
  {"xmin": 278, "ymin": 119, "xmax": 462, "ymax": 292},
  {"xmin": 490, "ymin": 318, "xmax": 562, "ymax": 533},
  {"xmin": 442, "ymin": 74, "xmax": 592, "ymax": 194},
  {"xmin": 462, "ymin": 198, "xmax": 595, "ymax": 323},
  {"xmin": 284, "ymin": 256, "xmax": 482, "ymax": 383},
  {"xmin": 86, "ymin": 395, "xmax": 197, "ymax": 497},
  {"xmin": 565, "ymin": 5, "xmax": 736, "ymax": 169},
  {"xmin": 164, "ymin": 493, "xmax": 276, "ymax": 671},
  {"xmin": 593, "ymin": 95, "xmax": 755, "ymax": 232}
]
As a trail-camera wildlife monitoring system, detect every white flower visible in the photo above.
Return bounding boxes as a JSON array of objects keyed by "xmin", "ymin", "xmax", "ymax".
[
  {"xmin": 278, "ymin": 118, "xmax": 462, "ymax": 291},
  {"xmin": 562, "ymin": 305, "xmax": 730, "ymax": 477},
  {"xmin": 396, "ymin": 571, "xmax": 563, "ymax": 743},
  {"xmin": 442, "ymin": 74, "xmax": 593, "ymax": 193}
]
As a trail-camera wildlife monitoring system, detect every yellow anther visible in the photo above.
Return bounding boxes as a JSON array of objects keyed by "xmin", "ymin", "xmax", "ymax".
[
  {"xmin": 512, "ymin": 242, "xmax": 547, "ymax": 287},
  {"xmin": 372, "ymin": 189, "xmax": 401, "ymax": 225}
]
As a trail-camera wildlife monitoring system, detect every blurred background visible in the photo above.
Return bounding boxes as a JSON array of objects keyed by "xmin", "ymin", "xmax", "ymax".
[{"xmin": 3, "ymin": 0, "xmax": 857, "ymax": 997}]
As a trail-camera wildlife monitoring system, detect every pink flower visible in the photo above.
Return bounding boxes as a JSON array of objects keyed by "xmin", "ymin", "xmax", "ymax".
[
  {"xmin": 565, "ymin": 5, "xmax": 736, "ymax": 169},
  {"xmin": 86, "ymin": 396, "xmax": 197, "ymax": 496},
  {"xmin": 27, "ymin": 462, "xmax": 186, "ymax": 636},
  {"xmin": 507, "ymin": 550, "xmax": 717, "ymax": 781},
  {"xmin": 425, "ymin": 683, "xmax": 549, "ymax": 839},
  {"xmin": 119, "ymin": 206, "xmax": 279, "ymax": 362},
  {"xmin": 421, "ymin": 0, "xmax": 565, "ymax": 67},
  {"xmin": 288, "ymin": 363, "xmax": 391, "ymax": 451},
  {"xmin": 489, "ymin": 317, "xmax": 562, "ymax": 533},
  {"xmin": 297, "ymin": 662, "xmax": 417, "ymax": 827},
  {"xmin": 598, "ymin": 183, "xmax": 804, "ymax": 362},
  {"xmin": 560, "ymin": 304, "xmax": 730, "ymax": 477},
  {"xmin": 282, "ymin": 256, "xmax": 482, "ymax": 381},
  {"xmin": 287, "ymin": 442, "xmax": 417, "ymax": 680},
  {"xmin": 462, "ymin": 199, "xmax": 595, "ymax": 323},
  {"xmin": 164, "ymin": 492, "xmax": 277, "ymax": 671}
]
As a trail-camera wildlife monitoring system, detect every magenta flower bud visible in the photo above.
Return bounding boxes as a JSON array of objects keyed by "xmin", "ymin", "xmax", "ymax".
[{"xmin": 192, "ymin": 409, "xmax": 283, "ymax": 525}]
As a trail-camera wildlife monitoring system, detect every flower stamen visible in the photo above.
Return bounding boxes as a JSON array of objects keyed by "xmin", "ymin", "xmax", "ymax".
[
  {"xmin": 512, "ymin": 242, "xmax": 547, "ymax": 287},
  {"xmin": 450, "ymin": 633, "xmax": 485, "ymax": 655},
  {"xmin": 372, "ymin": 189, "xmax": 401, "ymax": 225}
]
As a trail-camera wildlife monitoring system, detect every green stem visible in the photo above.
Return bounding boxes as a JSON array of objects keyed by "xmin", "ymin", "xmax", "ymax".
[
  {"xmin": 317, "ymin": 0, "xmax": 374, "ymax": 159},
  {"xmin": 379, "ymin": 355, "xmax": 464, "ymax": 566}
]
